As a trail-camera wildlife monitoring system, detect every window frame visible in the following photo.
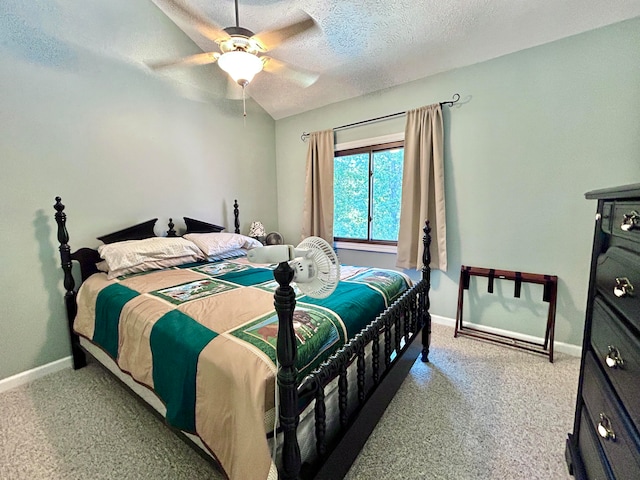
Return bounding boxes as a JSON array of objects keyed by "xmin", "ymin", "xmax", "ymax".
[{"xmin": 333, "ymin": 139, "xmax": 404, "ymax": 247}]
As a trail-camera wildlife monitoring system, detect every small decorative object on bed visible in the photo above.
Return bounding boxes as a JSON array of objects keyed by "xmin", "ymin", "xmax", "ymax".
[
  {"xmin": 265, "ymin": 231, "xmax": 284, "ymax": 245},
  {"xmin": 53, "ymin": 196, "xmax": 433, "ymax": 480},
  {"xmin": 248, "ymin": 220, "xmax": 266, "ymax": 244}
]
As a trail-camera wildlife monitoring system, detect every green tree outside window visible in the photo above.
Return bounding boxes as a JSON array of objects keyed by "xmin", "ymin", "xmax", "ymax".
[{"xmin": 334, "ymin": 142, "xmax": 403, "ymax": 243}]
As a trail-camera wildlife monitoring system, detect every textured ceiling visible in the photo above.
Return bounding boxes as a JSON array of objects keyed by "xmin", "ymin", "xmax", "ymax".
[{"xmin": 151, "ymin": 0, "xmax": 640, "ymax": 119}]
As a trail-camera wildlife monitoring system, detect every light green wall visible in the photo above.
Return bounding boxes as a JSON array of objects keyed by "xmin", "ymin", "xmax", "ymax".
[
  {"xmin": 2, "ymin": 5, "xmax": 638, "ymax": 382},
  {"xmin": 0, "ymin": 0, "xmax": 277, "ymax": 381},
  {"xmin": 275, "ymin": 16, "xmax": 640, "ymax": 347}
]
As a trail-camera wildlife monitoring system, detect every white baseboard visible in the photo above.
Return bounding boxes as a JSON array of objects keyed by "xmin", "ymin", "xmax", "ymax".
[
  {"xmin": 0, "ymin": 356, "xmax": 73, "ymax": 394},
  {"xmin": 430, "ymin": 314, "xmax": 582, "ymax": 358}
]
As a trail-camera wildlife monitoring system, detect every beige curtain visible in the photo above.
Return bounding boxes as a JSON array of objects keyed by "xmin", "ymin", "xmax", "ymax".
[
  {"xmin": 301, "ymin": 129, "xmax": 334, "ymax": 243},
  {"xmin": 396, "ymin": 104, "xmax": 447, "ymax": 271}
]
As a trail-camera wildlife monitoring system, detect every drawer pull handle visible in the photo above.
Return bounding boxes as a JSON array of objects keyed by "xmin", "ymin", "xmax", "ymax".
[
  {"xmin": 605, "ymin": 346, "xmax": 624, "ymax": 368},
  {"xmin": 614, "ymin": 277, "xmax": 634, "ymax": 298},
  {"xmin": 597, "ymin": 413, "xmax": 616, "ymax": 441},
  {"xmin": 621, "ymin": 210, "xmax": 639, "ymax": 231}
]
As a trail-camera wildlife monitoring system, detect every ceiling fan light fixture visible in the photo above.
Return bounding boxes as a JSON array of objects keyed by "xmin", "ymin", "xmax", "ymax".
[{"xmin": 218, "ymin": 50, "xmax": 263, "ymax": 86}]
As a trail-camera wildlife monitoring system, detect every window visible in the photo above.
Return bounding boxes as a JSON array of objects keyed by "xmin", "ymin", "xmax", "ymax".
[{"xmin": 334, "ymin": 141, "xmax": 404, "ymax": 245}]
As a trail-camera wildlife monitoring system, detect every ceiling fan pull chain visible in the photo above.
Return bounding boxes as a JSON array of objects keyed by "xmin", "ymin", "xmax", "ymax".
[{"xmin": 242, "ymin": 86, "xmax": 247, "ymax": 125}]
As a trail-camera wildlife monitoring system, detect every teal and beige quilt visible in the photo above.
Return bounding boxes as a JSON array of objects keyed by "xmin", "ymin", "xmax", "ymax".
[{"xmin": 74, "ymin": 257, "xmax": 410, "ymax": 480}]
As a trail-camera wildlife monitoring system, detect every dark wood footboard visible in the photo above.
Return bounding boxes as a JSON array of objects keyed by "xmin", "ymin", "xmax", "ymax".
[{"xmin": 273, "ymin": 222, "xmax": 432, "ymax": 479}]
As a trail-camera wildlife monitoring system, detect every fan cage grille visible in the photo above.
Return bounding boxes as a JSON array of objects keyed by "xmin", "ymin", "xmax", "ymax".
[{"xmin": 296, "ymin": 237, "xmax": 340, "ymax": 299}]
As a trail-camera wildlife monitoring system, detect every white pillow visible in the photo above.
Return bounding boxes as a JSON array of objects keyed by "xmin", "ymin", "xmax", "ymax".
[
  {"xmin": 183, "ymin": 232, "xmax": 263, "ymax": 257},
  {"xmin": 98, "ymin": 237, "xmax": 204, "ymax": 272},
  {"xmin": 96, "ymin": 256, "xmax": 202, "ymax": 280}
]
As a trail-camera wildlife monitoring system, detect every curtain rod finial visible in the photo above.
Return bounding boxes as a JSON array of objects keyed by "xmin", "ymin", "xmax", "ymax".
[{"xmin": 441, "ymin": 93, "xmax": 461, "ymax": 107}]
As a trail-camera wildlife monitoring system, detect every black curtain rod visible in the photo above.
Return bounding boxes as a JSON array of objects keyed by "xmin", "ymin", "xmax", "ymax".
[{"xmin": 301, "ymin": 93, "xmax": 460, "ymax": 141}]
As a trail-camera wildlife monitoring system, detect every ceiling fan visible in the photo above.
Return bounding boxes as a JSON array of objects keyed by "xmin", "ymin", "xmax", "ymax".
[{"xmin": 151, "ymin": 0, "xmax": 320, "ymax": 93}]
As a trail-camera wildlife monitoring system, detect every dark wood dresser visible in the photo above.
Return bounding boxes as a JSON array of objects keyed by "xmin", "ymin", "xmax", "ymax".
[{"xmin": 566, "ymin": 184, "xmax": 640, "ymax": 479}]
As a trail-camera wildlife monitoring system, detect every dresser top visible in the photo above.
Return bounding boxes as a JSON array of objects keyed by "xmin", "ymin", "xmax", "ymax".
[{"xmin": 585, "ymin": 183, "xmax": 640, "ymax": 200}]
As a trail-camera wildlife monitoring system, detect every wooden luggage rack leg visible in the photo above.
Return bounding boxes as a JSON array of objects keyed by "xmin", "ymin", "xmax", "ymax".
[{"xmin": 454, "ymin": 265, "xmax": 558, "ymax": 362}]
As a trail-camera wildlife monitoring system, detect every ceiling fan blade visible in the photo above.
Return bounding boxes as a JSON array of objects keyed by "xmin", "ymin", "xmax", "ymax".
[
  {"xmin": 159, "ymin": 0, "xmax": 230, "ymax": 42},
  {"xmin": 262, "ymin": 56, "xmax": 319, "ymax": 88},
  {"xmin": 148, "ymin": 52, "xmax": 220, "ymax": 70},
  {"xmin": 252, "ymin": 12, "xmax": 317, "ymax": 51}
]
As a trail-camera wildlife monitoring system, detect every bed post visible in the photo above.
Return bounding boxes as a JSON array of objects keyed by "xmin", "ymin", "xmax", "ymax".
[
  {"xmin": 421, "ymin": 220, "xmax": 432, "ymax": 362},
  {"xmin": 233, "ymin": 199, "xmax": 240, "ymax": 234},
  {"xmin": 54, "ymin": 197, "xmax": 87, "ymax": 369},
  {"xmin": 273, "ymin": 261, "xmax": 301, "ymax": 480}
]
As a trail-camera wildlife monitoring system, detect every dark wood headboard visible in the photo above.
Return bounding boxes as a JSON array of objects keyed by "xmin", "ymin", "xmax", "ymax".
[
  {"xmin": 96, "ymin": 219, "xmax": 158, "ymax": 244},
  {"xmin": 53, "ymin": 197, "xmax": 241, "ymax": 283}
]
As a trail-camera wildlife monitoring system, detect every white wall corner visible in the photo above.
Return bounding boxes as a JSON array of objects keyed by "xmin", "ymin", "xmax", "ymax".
[{"xmin": 0, "ymin": 357, "xmax": 73, "ymax": 394}]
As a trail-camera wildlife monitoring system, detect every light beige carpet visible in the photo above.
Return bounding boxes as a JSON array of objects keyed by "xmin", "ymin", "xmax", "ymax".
[{"xmin": 0, "ymin": 323, "xmax": 580, "ymax": 479}]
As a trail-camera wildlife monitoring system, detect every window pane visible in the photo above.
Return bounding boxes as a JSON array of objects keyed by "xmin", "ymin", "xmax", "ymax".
[
  {"xmin": 371, "ymin": 148, "xmax": 403, "ymax": 241},
  {"xmin": 334, "ymin": 153, "xmax": 369, "ymax": 239}
]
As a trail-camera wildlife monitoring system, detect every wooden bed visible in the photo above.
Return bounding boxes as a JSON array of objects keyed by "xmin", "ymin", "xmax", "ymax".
[{"xmin": 53, "ymin": 196, "xmax": 432, "ymax": 480}]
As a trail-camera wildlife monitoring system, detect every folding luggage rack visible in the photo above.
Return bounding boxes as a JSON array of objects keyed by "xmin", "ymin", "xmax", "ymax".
[{"xmin": 455, "ymin": 265, "xmax": 558, "ymax": 362}]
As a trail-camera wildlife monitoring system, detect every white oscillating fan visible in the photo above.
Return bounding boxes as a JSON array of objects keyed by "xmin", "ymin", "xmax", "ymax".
[{"xmin": 247, "ymin": 236, "xmax": 340, "ymax": 298}]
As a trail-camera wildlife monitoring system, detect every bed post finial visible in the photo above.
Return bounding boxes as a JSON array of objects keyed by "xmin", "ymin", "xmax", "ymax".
[
  {"xmin": 54, "ymin": 197, "xmax": 75, "ymax": 297},
  {"xmin": 421, "ymin": 220, "xmax": 431, "ymax": 281},
  {"xmin": 54, "ymin": 196, "xmax": 87, "ymax": 369},
  {"xmin": 167, "ymin": 218, "xmax": 177, "ymax": 237},
  {"xmin": 421, "ymin": 220, "xmax": 432, "ymax": 362},
  {"xmin": 273, "ymin": 262, "xmax": 301, "ymax": 480},
  {"xmin": 233, "ymin": 199, "xmax": 240, "ymax": 234}
]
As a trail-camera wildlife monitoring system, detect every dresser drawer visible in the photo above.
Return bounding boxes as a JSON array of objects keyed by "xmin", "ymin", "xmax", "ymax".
[
  {"xmin": 611, "ymin": 201, "xmax": 640, "ymax": 245},
  {"xmin": 595, "ymin": 247, "xmax": 640, "ymax": 333},
  {"xmin": 578, "ymin": 407, "xmax": 613, "ymax": 480},
  {"xmin": 582, "ymin": 353, "xmax": 640, "ymax": 479},
  {"xmin": 591, "ymin": 297, "xmax": 640, "ymax": 433},
  {"xmin": 601, "ymin": 202, "xmax": 614, "ymax": 234}
]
